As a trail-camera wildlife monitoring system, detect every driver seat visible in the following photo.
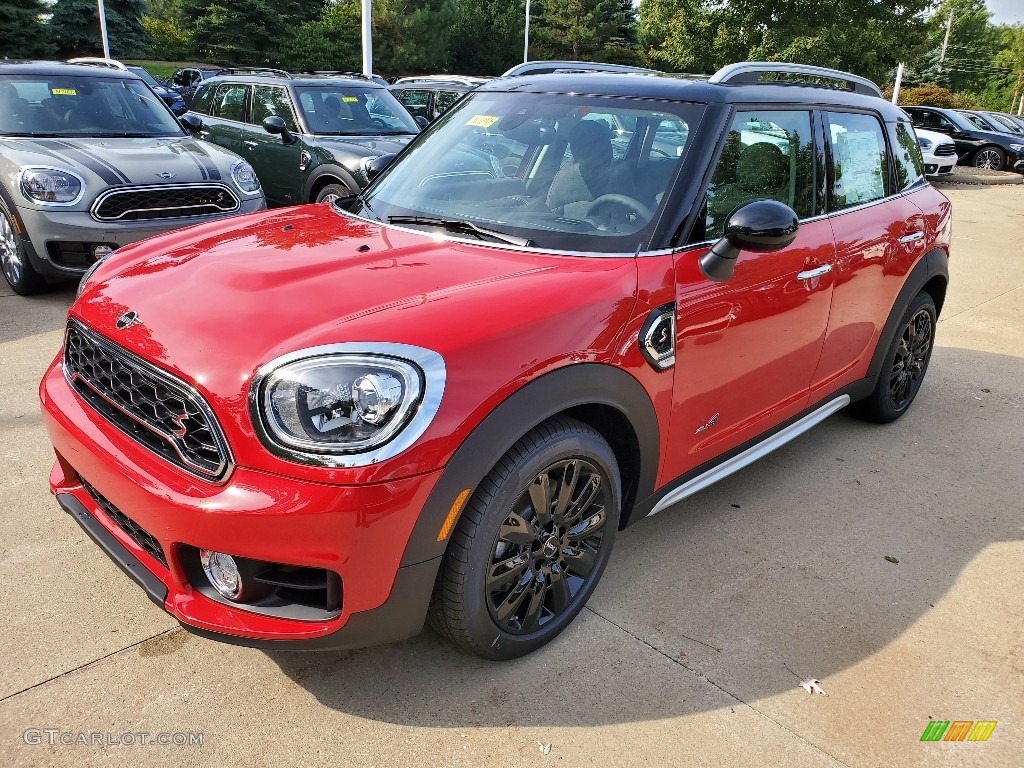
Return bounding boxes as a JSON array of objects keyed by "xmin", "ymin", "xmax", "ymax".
[{"xmin": 547, "ymin": 120, "xmax": 636, "ymax": 218}]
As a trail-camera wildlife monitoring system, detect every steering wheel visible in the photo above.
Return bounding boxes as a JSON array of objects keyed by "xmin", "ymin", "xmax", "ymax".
[
  {"xmin": 584, "ymin": 194, "xmax": 655, "ymax": 231},
  {"xmin": 370, "ymin": 118, "xmax": 388, "ymax": 129}
]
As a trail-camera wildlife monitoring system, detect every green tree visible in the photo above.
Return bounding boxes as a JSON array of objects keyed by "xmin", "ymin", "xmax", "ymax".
[
  {"xmin": 450, "ymin": 0, "xmax": 524, "ymax": 75},
  {"xmin": 0, "ymin": 0, "xmax": 55, "ymax": 58},
  {"xmin": 639, "ymin": 0, "xmax": 931, "ymax": 84},
  {"xmin": 274, "ymin": 0, "xmax": 361, "ymax": 72},
  {"xmin": 49, "ymin": 0, "xmax": 151, "ymax": 58},
  {"xmin": 916, "ymin": 0, "xmax": 1000, "ymax": 93},
  {"xmin": 533, "ymin": 0, "xmax": 628, "ymax": 60},
  {"xmin": 178, "ymin": 0, "xmax": 280, "ymax": 64},
  {"xmin": 372, "ymin": 0, "xmax": 459, "ymax": 75}
]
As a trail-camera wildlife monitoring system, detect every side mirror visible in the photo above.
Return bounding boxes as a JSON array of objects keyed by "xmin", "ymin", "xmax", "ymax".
[
  {"xmin": 365, "ymin": 153, "xmax": 397, "ymax": 181},
  {"xmin": 262, "ymin": 115, "xmax": 296, "ymax": 145},
  {"xmin": 415, "ymin": 115, "xmax": 429, "ymax": 128},
  {"xmin": 699, "ymin": 199, "xmax": 799, "ymax": 283},
  {"xmin": 179, "ymin": 113, "xmax": 203, "ymax": 134}
]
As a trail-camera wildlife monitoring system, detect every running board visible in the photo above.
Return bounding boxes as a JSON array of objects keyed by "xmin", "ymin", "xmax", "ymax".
[{"xmin": 649, "ymin": 395, "xmax": 851, "ymax": 516}]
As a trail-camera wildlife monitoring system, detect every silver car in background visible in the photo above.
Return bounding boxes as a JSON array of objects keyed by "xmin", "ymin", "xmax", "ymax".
[{"xmin": 0, "ymin": 61, "xmax": 265, "ymax": 295}]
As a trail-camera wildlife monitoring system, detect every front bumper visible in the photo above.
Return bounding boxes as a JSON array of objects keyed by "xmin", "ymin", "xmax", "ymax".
[
  {"xmin": 40, "ymin": 356, "xmax": 444, "ymax": 649},
  {"xmin": 16, "ymin": 196, "xmax": 266, "ymax": 279}
]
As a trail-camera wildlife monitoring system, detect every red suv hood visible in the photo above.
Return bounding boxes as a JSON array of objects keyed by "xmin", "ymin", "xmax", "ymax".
[{"xmin": 73, "ymin": 206, "xmax": 636, "ymax": 403}]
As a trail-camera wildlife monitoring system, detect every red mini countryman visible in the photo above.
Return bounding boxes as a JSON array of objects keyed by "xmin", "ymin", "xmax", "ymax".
[{"xmin": 40, "ymin": 63, "xmax": 951, "ymax": 660}]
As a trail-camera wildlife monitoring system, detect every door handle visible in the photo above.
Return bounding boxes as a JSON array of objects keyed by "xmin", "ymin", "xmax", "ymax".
[
  {"xmin": 899, "ymin": 231, "xmax": 925, "ymax": 244},
  {"xmin": 243, "ymin": 141, "xmax": 258, "ymax": 148},
  {"xmin": 797, "ymin": 264, "xmax": 832, "ymax": 280}
]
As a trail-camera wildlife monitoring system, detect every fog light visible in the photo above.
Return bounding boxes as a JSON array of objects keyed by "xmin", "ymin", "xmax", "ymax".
[
  {"xmin": 200, "ymin": 549, "xmax": 242, "ymax": 600},
  {"xmin": 93, "ymin": 244, "xmax": 115, "ymax": 259}
]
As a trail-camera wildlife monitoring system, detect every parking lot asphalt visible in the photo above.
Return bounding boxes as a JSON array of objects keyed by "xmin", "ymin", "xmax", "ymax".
[{"xmin": 1, "ymin": 184, "xmax": 1022, "ymax": 768}]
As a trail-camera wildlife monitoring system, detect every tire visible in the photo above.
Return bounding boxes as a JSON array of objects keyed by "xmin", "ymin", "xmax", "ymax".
[
  {"xmin": 972, "ymin": 146, "xmax": 1005, "ymax": 171},
  {"xmin": 850, "ymin": 291, "xmax": 937, "ymax": 423},
  {"xmin": 314, "ymin": 183, "xmax": 353, "ymax": 205},
  {"xmin": 429, "ymin": 416, "xmax": 621, "ymax": 660},
  {"xmin": 1, "ymin": 208, "xmax": 47, "ymax": 296}
]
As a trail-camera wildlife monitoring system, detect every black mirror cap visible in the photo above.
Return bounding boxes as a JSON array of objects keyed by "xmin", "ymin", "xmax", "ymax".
[
  {"xmin": 263, "ymin": 115, "xmax": 297, "ymax": 145},
  {"xmin": 179, "ymin": 113, "xmax": 203, "ymax": 133},
  {"xmin": 365, "ymin": 153, "xmax": 398, "ymax": 181},
  {"xmin": 415, "ymin": 115, "xmax": 429, "ymax": 128},
  {"xmin": 699, "ymin": 199, "xmax": 799, "ymax": 283}
]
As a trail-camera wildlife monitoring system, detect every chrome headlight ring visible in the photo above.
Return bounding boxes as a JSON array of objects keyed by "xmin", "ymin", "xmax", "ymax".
[{"xmin": 249, "ymin": 342, "xmax": 446, "ymax": 468}]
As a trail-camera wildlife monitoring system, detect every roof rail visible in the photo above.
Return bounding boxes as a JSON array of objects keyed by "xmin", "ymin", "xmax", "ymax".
[
  {"xmin": 295, "ymin": 70, "xmax": 370, "ymax": 80},
  {"xmin": 67, "ymin": 57, "xmax": 127, "ymax": 71},
  {"xmin": 393, "ymin": 75, "xmax": 489, "ymax": 87},
  {"xmin": 215, "ymin": 67, "xmax": 291, "ymax": 78},
  {"xmin": 709, "ymin": 62, "xmax": 882, "ymax": 98}
]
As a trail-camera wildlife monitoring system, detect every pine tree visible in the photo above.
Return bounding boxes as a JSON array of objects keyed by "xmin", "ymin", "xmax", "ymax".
[
  {"xmin": 49, "ymin": 0, "xmax": 151, "ymax": 59},
  {"xmin": 534, "ymin": 0, "xmax": 623, "ymax": 61},
  {"xmin": 0, "ymin": 0, "xmax": 55, "ymax": 59}
]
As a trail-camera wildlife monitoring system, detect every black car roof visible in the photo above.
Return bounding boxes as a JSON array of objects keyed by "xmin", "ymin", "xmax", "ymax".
[
  {"xmin": 477, "ymin": 72, "xmax": 907, "ymax": 119},
  {"xmin": 0, "ymin": 61, "xmax": 143, "ymax": 79}
]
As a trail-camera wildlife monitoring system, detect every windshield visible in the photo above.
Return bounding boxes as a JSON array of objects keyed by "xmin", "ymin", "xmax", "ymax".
[
  {"xmin": 348, "ymin": 91, "xmax": 703, "ymax": 253},
  {"xmin": 127, "ymin": 67, "xmax": 159, "ymax": 87},
  {"xmin": 0, "ymin": 74, "xmax": 184, "ymax": 137},
  {"xmin": 294, "ymin": 86, "xmax": 418, "ymax": 136}
]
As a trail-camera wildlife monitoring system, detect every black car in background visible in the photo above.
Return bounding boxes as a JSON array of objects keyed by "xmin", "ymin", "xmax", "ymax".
[
  {"xmin": 957, "ymin": 109, "xmax": 1024, "ymax": 136},
  {"xmin": 168, "ymin": 66, "xmax": 228, "ymax": 106},
  {"xmin": 977, "ymin": 111, "xmax": 1024, "ymax": 135},
  {"xmin": 390, "ymin": 76, "xmax": 489, "ymax": 122},
  {"xmin": 903, "ymin": 105, "xmax": 1024, "ymax": 172}
]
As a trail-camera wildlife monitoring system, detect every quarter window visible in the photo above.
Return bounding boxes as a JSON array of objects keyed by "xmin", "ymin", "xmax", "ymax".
[
  {"xmin": 394, "ymin": 89, "xmax": 430, "ymax": 120},
  {"xmin": 826, "ymin": 111, "xmax": 887, "ymax": 210},
  {"xmin": 251, "ymin": 86, "xmax": 297, "ymax": 131},
  {"xmin": 892, "ymin": 120, "xmax": 925, "ymax": 191},
  {"xmin": 434, "ymin": 90, "xmax": 461, "ymax": 116},
  {"xmin": 704, "ymin": 110, "xmax": 814, "ymax": 240}
]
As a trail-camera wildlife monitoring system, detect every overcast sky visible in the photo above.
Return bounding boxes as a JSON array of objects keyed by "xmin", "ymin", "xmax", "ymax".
[{"xmin": 982, "ymin": 0, "xmax": 1023, "ymax": 25}]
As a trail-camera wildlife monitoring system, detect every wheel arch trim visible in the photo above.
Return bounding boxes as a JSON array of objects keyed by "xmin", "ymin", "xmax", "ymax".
[
  {"xmin": 303, "ymin": 164, "xmax": 359, "ymax": 203},
  {"xmin": 398, "ymin": 363, "xmax": 660, "ymax": 568}
]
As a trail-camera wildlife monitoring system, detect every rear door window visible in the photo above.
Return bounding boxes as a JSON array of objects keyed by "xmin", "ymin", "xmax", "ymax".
[{"xmin": 825, "ymin": 111, "xmax": 887, "ymax": 210}]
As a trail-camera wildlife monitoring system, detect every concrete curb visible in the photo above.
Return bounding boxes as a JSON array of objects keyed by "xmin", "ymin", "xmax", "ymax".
[{"xmin": 932, "ymin": 171, "xmax": 1023, "ymax": 186}]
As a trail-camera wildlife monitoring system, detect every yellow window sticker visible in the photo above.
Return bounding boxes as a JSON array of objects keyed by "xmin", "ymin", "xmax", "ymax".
[
  {"xmin": 342, "ymin": 96, "xmax": 359, "ymax": 103},
  {"xmin": 466, "ymin": 115, "xmax": 499, "ymax": 128},
  {"xmin": 52, "ymin": 88, "xmax": 77, "ymax": 96}
]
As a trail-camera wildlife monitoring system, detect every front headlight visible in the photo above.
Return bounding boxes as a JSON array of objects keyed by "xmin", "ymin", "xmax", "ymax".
[
  {"xmin": 76, "ymin": 256, "xmax": 108, "ymax": 298},
  {"xmin": 917, "ymin": 137, "xmax": 933, "ymax": 151},
  {"xmin": 260, "ymin": 355, "xmax": 422, "ymax": 453},
  {"xmin": 251, "ymin": 344, "xmax": 446, "ymax": 466},
  {"xmin": 1009, "ymin": 143, "xmax": 1024, "ymax": 154},
  {"xmin": 230, "ymin": 160, "xmax": 261, "ymax": 194},
  {"xmin": 19, "ymin": 167, "xmax": 85, "ymax": 205}
]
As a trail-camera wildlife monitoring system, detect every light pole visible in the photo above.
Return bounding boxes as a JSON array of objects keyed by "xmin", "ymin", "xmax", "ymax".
[
  {"xmin": 361, "ymin": 0, "xmax": 373, "ymax": 77},
  {"xmin": 524, "ymin": 0, "xmax": 531, "ymax": 64},
  {"xmin": 97, "ymin": 0, "xmax": 110, "ymax": 59}
]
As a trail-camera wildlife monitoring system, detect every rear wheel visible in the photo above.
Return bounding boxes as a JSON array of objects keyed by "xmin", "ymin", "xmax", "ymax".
[
  {"xmin": 850, "ymin": 291, "xmax": 937, "ymax": 423},
  {"xmin": 972, "ymin": 146, "xmax": 1005, "ymax": 171},
  {"xmin": 1, "ymin": 208, "xmax": 47, "ymax": 296},
  {"xmin": 429, "ymin": 417, "xmax": 620, "ymax": 660}
]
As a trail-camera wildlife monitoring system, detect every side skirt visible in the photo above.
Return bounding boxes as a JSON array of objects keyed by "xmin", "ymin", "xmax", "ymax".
[{"xmin": 635, "ymin": 382, "xmax": 870, "ymax": 522}]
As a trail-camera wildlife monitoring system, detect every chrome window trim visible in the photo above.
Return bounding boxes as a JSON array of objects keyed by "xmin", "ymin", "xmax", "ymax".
[
  {"xmin": 18, "ymin": 166, "xmax": 87, "ymax": 207},
  {"xmin": 90, "ymin": 183, "xmax": 240, "ymax": 222},
  {"xmin": 63, "ymin": 320, "xmax": 235, "ymax": 483},
  {"xmin": 248, "ymin": 342, "xmax": 446, "ymax": 468}
]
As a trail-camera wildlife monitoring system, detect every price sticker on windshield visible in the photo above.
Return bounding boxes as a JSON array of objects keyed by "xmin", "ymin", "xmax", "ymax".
[
  {"xmin": 466, "ymin": 115, "xmax": 499, "ymax": 128},
  {"xmin": 52, "ymin": 88, "xmax": 77, "ymax": 96},
  {"xmin": 342, "ymin": 96, "xmax": 359, "ymax": 103}
]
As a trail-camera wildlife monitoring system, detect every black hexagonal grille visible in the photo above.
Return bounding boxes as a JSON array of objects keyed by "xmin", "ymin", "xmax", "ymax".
[
  {"xmin": 64, "ymin": 321, "xmax": 231, "ymax": 481},
  {"xmin": 80, "ymin": 479, "xmax": 167, "ymax": 568},
  {"xmin": 92, "ymin": 185, "xmax": 239, "ymax": 221},
  {"xmin": 934, "ymin": 144, "xmax": 957, "ymax": 157}
]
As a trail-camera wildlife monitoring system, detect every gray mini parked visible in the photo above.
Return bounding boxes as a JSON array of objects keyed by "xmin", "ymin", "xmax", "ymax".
[{"xmin": 0, "ymin": 61, "xmax": 265, "ymax": 295}]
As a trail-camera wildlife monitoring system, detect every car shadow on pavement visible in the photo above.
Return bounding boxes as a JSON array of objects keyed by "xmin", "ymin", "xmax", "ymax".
[{"xmin": 266, "ymin": 344, "xmax": 1023, "ymax": 727}]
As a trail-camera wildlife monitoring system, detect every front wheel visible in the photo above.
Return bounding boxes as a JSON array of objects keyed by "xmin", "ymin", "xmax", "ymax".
[
  {"xmin": 314, "ymin": 183, "xmax": 353, "ymax": 205},
  {"xmin": 850, "ymin": 291, "xmax": 937, "ymax": 423},
  {"xmin": 973, "ymin": 146, "xmax": 1005, "ymax": 171},
  {"xmin": 429, "ymin": 417, "xmax": 621, "ymax": 660},
  {"xmin": 1, "ymin": 208, "xmax": 47, "ymax": 295}
]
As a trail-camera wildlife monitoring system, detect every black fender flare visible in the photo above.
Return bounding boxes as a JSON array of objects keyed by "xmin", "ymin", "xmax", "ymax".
[
  {"xmin": 302, "ymin": 164, "xmax": 360, "ymax": 202},
  {"xmin": 398, "ymin": 363, "xmax": 661, "ymax": 568},
  {"xmin": 865, "ymin": 247, "xmax": 949, "ymax": 386}
]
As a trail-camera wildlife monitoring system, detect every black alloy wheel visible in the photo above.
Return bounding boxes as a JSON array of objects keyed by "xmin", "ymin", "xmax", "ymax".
[
  {"xmin": 430, "ymin": 417, "xmax": 621, "ymax": 660},
  {"xmin": 889, "ymin": 307, "xmax": 933, "ymax": 411},
  {"xmin": 973, "ymin": 147, "xmax": 1005, "ymax": 171}
]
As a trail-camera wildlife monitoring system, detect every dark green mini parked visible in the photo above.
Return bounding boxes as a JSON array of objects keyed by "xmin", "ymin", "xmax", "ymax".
[{"xmin": 184, "ymin": 71, "xmax": 421, "ymax": 207}]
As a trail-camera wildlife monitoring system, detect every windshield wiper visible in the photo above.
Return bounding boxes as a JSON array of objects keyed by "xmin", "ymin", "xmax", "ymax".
[
  {"xmin": 329, "ymin": 190, "xmax": 382, "ymax": 222},
  {"xmin": 387, "ymin": 216, "xmax": 535, "ymax": 247}
]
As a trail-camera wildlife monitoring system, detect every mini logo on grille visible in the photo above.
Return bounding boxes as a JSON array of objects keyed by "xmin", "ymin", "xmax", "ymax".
[
  {"xmin": 115, "ymin": 311, "xmax": 141, "ymax": 330},
  {"xmin": 156, "ymin": 172, "xmax": 177, "ymax": 179}
]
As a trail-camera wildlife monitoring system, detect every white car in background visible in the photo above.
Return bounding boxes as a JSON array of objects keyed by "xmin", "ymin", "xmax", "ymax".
[{"xmin": 915, "ymin": 128, "xmax": 957, "ymax": 178}]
